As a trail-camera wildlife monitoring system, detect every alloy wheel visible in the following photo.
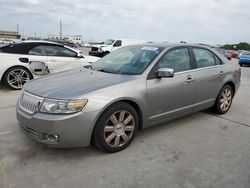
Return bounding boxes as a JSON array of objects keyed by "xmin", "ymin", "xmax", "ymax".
[
  {"xmin": 104, "ymin": 110, "xmax": 135, "ymax": 148},
  {"xmin": 219, "ymin": 88, "xmax": 232, "ymax": 112},
  {"xmin": 7, "ymin": 68, "xmax": 31, "ymax": 89}
]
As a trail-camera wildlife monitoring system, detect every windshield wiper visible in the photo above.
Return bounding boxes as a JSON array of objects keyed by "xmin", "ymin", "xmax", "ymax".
[
  {"xmin": 84, "ymin": 65, "xmax": 96, "ymax": 70},
  {"xmin": 97, "ymin": 69, "xmax": 117, "ymax": 74}
]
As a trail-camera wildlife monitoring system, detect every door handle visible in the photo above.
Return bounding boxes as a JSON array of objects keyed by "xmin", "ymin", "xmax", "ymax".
[{"xmin": 185, "ymin": 77, "xmax": 194, "ymax": 83}]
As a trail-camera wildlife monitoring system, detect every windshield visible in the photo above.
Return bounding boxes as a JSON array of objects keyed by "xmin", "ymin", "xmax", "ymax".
[
  {"xmin": 92, "ymin": 46, "xmax": 163, "ymax": 75},
  {"xmin": 243, "ymin": 52, "xmax": 250, "ymax": 55},
  {"xmin": 103, "ymin": 39, "xmax": 115, "ymax": 45}
]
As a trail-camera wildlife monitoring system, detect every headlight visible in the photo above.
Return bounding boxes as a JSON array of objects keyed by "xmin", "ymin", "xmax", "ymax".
[
  {"xmin": 40, "ymin": 99, "xmax": 88, "ymax": 114},
  {"xmin": 98, "ymin": 47, "xmax": 102, "ymax": 52}
]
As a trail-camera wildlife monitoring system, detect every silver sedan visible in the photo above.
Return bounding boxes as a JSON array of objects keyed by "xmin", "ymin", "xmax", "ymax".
[{"xmin": 16, "ymin": 43, "xmax": 241, "ymax": 152}]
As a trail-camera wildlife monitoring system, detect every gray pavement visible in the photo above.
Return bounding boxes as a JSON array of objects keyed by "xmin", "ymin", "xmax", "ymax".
[{"xmin": 0, "ymin": 59, "xmax": 250, "ymax": 188}]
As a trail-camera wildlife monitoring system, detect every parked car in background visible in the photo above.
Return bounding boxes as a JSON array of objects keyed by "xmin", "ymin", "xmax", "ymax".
[
  {"xmin": 16, "ymin": 43, "xmax": 241, "ymax": 152},
  {"xmin": 0, "ymin": 41, "xmax": 100, "ymax": 89},
  {"xmin": 237, "ymin": 50, "xmax": 248, "ymax": 59},
  {"xmin": 215, "ymin": 48, "xmax": 231, "ymax": 60},
  {"xmin": 239, "ymin": 52, "xmax": 250, "ymax": 66},
  {"xmin": 230, "ymin": 50, "xmax": 238, "ymax": 58},
  {"xmin": 89, "ymin": 38, "xmax": 146, "ymax": 57}
]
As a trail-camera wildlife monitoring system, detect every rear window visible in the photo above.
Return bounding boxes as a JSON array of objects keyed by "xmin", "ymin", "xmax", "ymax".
[{"xmin": 0, "ymin": 43, "xmax": 32, "ymax": 54}]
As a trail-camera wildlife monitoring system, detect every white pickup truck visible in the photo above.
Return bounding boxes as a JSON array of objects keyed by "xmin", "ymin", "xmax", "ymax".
[{"xmin": 89, "ymin": 39, "xmax": 146, "ymax": 57}]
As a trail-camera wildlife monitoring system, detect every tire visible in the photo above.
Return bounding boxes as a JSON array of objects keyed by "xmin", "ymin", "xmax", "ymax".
[
  {"xmin": 239, "ymin": 63, "xmax": 243, "ymax": 67},
  {"xmin": 212, "ymin": 85, "xmax": 234, "ymax": 114},
  {"xmin": 3, "ymin": 66, "xmax": 32, "ymax": 90},
  {"xmin": 93, "ymin": 102, "xmax": 139, "ymax": 153}
]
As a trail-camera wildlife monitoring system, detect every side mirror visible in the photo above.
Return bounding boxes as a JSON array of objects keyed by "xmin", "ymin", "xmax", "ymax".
[{"xmin": 156, "ymin": 68, "xmax": 174, "ymax": 78}]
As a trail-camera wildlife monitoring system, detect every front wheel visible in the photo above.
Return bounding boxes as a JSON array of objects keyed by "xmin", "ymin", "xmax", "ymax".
[
  {"xmin": 93, "ymin": 102, "xmax": 139, "ymax": 152},
  {"xmin": 212, "ymin": 85, "xmax": 234, "ymax": 114},
  {"xmin": 239, "ymin": 63, "xmax": 243, "ymax": 67},
  {"xmin": 4, "ymin": 67, "xmax": 32, "ymax": 90}
]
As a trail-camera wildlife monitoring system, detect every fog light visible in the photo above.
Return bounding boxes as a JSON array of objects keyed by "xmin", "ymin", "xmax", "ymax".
[{"xmin": 42, "ymin": 133, "xmax": 59, "ymax": 144}]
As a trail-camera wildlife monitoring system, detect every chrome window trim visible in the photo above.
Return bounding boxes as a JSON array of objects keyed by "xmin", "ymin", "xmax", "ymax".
[{"xmin": 175, "ymin": 64, "xmax": 224, "ymax": 75}]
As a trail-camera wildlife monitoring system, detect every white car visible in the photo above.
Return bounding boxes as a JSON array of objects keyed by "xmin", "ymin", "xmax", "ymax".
[
  {"xmin": 89, "ymin": 38, "xmax": 146, "ymax": 57},
  {"xmin": 0, "ymin": 41, "xmax": 100, "ymax": 89}
]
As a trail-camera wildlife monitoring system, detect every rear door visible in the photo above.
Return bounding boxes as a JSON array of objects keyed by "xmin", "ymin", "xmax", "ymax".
[
  {"xmin": 190, "ymin": 47, "xmax": 225, "ymax": 110},
  {"xmin": 146, "ymin": 47, "xmax": 196, "ymax": 124}
]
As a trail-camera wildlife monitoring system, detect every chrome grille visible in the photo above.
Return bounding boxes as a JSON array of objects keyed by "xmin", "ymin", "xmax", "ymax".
[{"xmin": 19, "ymin": 91, "xmax": 44, "ymax": 114}]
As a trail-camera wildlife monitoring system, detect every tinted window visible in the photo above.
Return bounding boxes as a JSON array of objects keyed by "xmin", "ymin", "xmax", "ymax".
[
  {"xmin": 42, "ymin": 46, "xmax": 77, "ymax": 57},
  {"xmin": 193, "ymin": 48, "xmax": 216, "ymax": 68},
  {"xmin": 157, "ymin": 48, "xmax": 191, "ymax": 73},
  {"xmin": 113, "ymin": 40, "xmax": 122, "ymax": 47},
  {"xmin": 0, "ymin": 43, "xmax": 34, "ymax": 54},
  {"xmin": 28, "ymin": 46, "xmax": 46, "ymax": 56}
]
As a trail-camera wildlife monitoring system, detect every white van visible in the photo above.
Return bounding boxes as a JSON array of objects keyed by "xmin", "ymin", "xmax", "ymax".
[{"xmin": 89, "ymin": 39, "xmax": 146, "ymax": 57}]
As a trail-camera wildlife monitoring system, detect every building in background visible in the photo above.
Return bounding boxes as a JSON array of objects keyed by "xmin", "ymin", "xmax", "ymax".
[
  {"xmin": 48, "ymin": 34, "xmax": 83, "ymax": 44},
  {"xmin": 48, "ymin": 34, "xmax": 62, "ymax": 40},
  {"xmin": 0, "ymin": 30, "xmax": 21, "ymax": 39},
  {"xmin": 64, "ymin": 35, "xmax": 82, "ymax": 44}
]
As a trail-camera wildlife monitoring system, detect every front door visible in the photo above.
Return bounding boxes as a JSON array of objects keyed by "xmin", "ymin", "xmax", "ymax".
[
  {"xmin": 146, "ymin": 47, "xmax": 196, "ymax": 125},
  {"xmin": 41, "ymin": 45, "xmax": 86, "ymax": 73}
]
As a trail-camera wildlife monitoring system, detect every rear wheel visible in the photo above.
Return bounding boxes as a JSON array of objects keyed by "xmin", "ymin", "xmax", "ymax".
[
  {"xmin": 212, "ymin": 85, "xmax": 233, "ymax": 114},
  {"xmin": 3, "ymin": 67, "xmax": 32, "ymax": 90},
  {"xmin": 93, "ymin": 102, "xmax": 139, "ymax": 152}
]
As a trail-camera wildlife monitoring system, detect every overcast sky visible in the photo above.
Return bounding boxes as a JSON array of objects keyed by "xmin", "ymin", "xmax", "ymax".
[{"xmin": 0, "ymin": 0, "xmax": 249, "ymax": 44}]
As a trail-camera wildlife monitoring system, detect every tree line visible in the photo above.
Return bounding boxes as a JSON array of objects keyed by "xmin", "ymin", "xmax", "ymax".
[{"xmin": 221, "ymin": 42, "xmax": 250, "ymax": 50}]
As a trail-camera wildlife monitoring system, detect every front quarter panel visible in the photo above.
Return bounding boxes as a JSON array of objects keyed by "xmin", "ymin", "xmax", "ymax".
[{"xmin": 82, "ymin": 76, "xmax": 148, "ymax": 127}]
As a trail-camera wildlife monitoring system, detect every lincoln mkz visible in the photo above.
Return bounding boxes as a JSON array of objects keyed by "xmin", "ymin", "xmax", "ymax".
[{"xmin": 16, "ymin": 43, "xmax": 241, "ymax": 152}]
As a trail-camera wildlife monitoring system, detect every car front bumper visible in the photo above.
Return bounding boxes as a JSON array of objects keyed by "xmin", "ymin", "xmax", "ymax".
[{"xmin": 16, "ymin": 105, "xmax": 99, "ymax": 148}]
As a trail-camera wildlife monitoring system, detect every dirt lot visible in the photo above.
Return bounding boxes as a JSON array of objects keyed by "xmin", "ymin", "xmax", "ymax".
[{"xmin": 0, "ymin": 59, "xmax": 250, "ymax": 188}]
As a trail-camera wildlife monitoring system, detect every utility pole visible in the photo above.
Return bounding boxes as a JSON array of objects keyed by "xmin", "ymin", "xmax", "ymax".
[
  {"xmin": 17, "ymin": 24, "xmax": 19, "ymax": 33},
  {"xmin": 59, "ymin": 20, "xmax": 62, "ymax": 39}
]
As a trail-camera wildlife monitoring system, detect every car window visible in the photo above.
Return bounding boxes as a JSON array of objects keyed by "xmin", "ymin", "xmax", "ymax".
[
  {"xmin": 42, "ymin": 45, "xmax": 77, "ymax": 57},
  {"xmin": 157, "ymin": 48, "xmax": 191, "ymax": 73},
  {"xmin": 0, "ymin": 43, "xmax": 31, "ymax": 54},
  {"xmin": 28, "ymin": 46, "xmax": 46, "ymax": 56},
  {"xmin": 214, "ymin": 55, "xmax": 222, "ymax": 65},
  {"xmin": 113, "ymin": 40, "xmax": 122, "ymax": 47},
  {"xmin": 193, "ymin": 48, "xmax": 217, "ymax": 68}
]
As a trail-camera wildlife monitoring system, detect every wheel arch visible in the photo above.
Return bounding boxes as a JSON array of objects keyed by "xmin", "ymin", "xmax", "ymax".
[
  {"xmin": 1, "ymin": 65, "xmax": 33, "ymax": 82},
  {"xmin": 91, "ymin": 98, "xmax": 144, "ymax": 141},
  {"xmin": 223, "ymin": 81, "xmax": 236, "ymax": 97}
]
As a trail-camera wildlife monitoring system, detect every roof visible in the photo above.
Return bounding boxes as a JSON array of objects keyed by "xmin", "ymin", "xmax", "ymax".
[
  {"xmin": 131, "ymin": 42, "xmax": 215, "ymax": 50},
  {"xmin": 19, "ymin": 40, "xmax": 62, "ymax": 45}
]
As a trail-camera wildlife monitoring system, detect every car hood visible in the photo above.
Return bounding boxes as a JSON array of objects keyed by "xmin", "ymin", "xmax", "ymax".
[{"xmin": 24, "ymin": 68, "xmax": 134, "ymax": 99}]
